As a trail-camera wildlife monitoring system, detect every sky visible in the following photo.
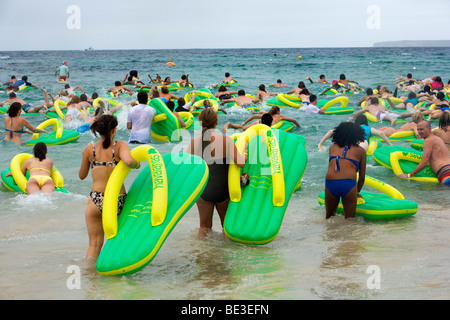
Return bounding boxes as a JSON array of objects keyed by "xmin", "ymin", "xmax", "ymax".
[{"xmin": 0, "ymin": 0, "xmax": 449, "ymax": 51}]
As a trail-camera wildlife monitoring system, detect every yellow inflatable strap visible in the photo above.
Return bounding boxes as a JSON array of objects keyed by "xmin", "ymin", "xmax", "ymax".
[
  {"xmin": 177, "ymin": 111, "xmax": 194, "ymax": 129},
  {"xmin": 193, "ymin": 99, "xmax": 219, "ymax": 112},
  {"xmin": 323, "ymin": 96, "xmax": 349, "ymax": 110},
  {"xmin": 389, "ymin": 151, "xmax": 439, "ymax": 183},
  {"xmin": 53, "ymin": 100, "xmax": 67, "ymax": 120},
  {"xmin": 359, "ymin": 174, "xmax": 404, "ymax": 200},
  {"xmin": 93, "ymin": 97, "xmax": 121, "ymax": 108},
  {"xmin": 229, "ymin": 124, "xmax": 285, "ymax": 206},
  {"xmin": 32, "ymin": 118, "xmax": 64, "ymax": 140},
  {"xmin": 102, "ymin": 145, "xmax": 168, "ymax": 239},
  {"xmin": 276, "ymin": 93, "xmax": 301, "ymax": 108},
  {"xmin": 10, "ymin": 153, "xmax": 64, "ymax": 193},
  {"xmin": 152, "ymin": 113, "xmax": 167, "ymax": 123}
]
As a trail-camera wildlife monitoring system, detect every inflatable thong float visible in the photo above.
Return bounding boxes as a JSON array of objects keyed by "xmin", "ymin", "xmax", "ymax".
[
  {"xmin": 96, "ymin": 145, "xmax": 209, "ymax": 275},
  {"xmin": 1, "ymin": 153, "xmax": 68, "ymax": 194},
  {"xmin": 224, "ymin": 125, "xmax": 308, "ymax": 245}
]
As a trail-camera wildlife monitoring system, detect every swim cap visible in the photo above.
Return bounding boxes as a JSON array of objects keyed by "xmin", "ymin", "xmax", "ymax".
[
  {"xmin": 332, "ymin": 79, "xmax": 338, "ymax": 85},
  {"xmin": 63, "ymin": 61, "xmax": 67, "ymax": 64}
]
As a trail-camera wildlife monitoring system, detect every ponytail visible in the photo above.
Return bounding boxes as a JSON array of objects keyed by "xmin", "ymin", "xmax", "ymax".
[{"xmin": 90, "ymin": 114, "xmax": 118, "ymax": 149}]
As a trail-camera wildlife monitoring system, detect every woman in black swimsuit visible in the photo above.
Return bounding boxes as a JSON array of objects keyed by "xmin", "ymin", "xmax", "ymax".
[
  {"xmin": 78, "ymin": 115, "xmax": 140, "ymax": 261},
  {"xmin": 187, "ymin": 108, "xmax": 248, "ymax": 238}
]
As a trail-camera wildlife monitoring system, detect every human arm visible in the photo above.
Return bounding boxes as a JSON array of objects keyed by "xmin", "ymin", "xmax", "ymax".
[
  {"xmin": 23, "ymin": 119, "xmax": 48, "ymax": 134},
  {"xmin": 78, "ymin": 145, "xmax": 91, "ymax": 180},
  {"xmin": 242, "ymin": 114, "xmax": 262, "ymax": 125},
  {"xmin": 121, "ymin": 74, "xmax": 128, "ymax": 85},
  {"xmin": 280, "ymin": 115, "xmax": 301, "ymax": 127},
  {"xmin": 397, "ymin": 139, "xmax": 432, "ymax": 178},
  {"xmin": 318, "ymin": 129, "xmax": 334, "ymax": 151},
  {"xmin": 117, "ymin": 141, "xmax": 140, "ymax": 169},
  {"xmin": 357, "ymin": 147, "xmax": 367, "ymax": 193}
]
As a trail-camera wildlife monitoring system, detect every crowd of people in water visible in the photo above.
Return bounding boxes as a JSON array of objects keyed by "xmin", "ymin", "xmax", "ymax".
[{"xmin": 1, "ymin": 65, "xmax": 450, "ymax": 261}]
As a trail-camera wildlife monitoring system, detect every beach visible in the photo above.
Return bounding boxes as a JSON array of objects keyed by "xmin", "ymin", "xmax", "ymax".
[{"xmin": 1, "ymin": 47, "xmax": 450, "ymax": 300}]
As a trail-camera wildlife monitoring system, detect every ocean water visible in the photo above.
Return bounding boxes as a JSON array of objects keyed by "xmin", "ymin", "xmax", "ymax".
[{"xmin": 0, "ymin": 47, "xmax": 450, "ymax": 300}]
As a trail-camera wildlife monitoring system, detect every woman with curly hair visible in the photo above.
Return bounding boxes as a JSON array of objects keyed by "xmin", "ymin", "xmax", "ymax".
[{"xmin": 325, "ymin": 121, "xmax": 367, "ymax": 219}]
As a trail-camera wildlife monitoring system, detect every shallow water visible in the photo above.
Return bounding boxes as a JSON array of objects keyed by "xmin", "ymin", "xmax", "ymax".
[{"xmin": 1, "ymin": 47, "xmax": 449, "ymax": 300}]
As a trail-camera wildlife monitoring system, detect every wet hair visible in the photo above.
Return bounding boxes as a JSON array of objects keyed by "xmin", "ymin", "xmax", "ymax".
[
  {"xmin": 297, "ymin": 81, "xmax": 306, "ymax": 89},
  {"xmin": 339, "ymin": 74, "xmax": 346, "ymax": 80},
  {"xmin": 137, "ymin": 91, "xmax": 148, "ymax": 104},
  {"xmin": 268, "ymin": 106, "xmax": 280, "ymax": 115},
  {"xmin": 7, "ymin": 102, "xmax": 22, "ymax": 117},
  {"xmin": 412, "ymin": 112, "xmax": 424, "ymax": 124},
  {"xmin": 354, "ymin": 114, "xmax": 369, "ymax": 126},
  {"xmin": 115, "ymin": 81, "xmax": 121, "ymax": 86},
  {"xmin": 166, "ymin": 100, "xmax": 175, "ymax": 111},
  {"xmin": 161, "ymin": 86, "xmax": 169, "ymax": 94},
  {"xmin": 300, "ymin": 88, "xmax": 310, "ymax": 95},
  {"xmin": 198, "ymin": 108, "xmax": 218, "ymax": 154},
  {"xmin": 277, "ymin": 79, "xmax": 282, "ymax": 83},
  {"xmin": 319, "ymin": 74, "xmax": 325, "ymax": 79},
  {"xmin": 203, "ymin": 99, "xmax": 212, "ymax": 107},
  {"xmin": 366, "ymin": 88, "xmax": 373, "ymax": 95},
  {"xmin": 9, "ymin": 92, "xmax": 16, "ymax": 99},
  {"xmin": 127, "ymin": 76, "xmax": 133, "ymax": 81},
  {"xmin": 438, "ymin": 111, "xmax": 450, "ymax": 132},
  {"xmin": 423, "ymin": 85, "xmax": 431, "ymax": 93},
  {"xmin": 177, "ymin": 97, "xmax": 186, "ymax": 107},
  {"xmin": 33, "ymin": 142, "xmax": 47, "ymax": 161},
  {"xmin": 92, "ymin": 92, "xmax": 99, "ymax": 99},
  {"xmin": 64, "ymin": 84, "xmax": 70, "ymax": 89},
  {"xmin": 261, "ymin": 113, "xmax": 273, "ymax": 126},
  {"xmin": 181, "ymin": 75, "xmax": 187, "ymax": 80},
  {"xmin": 22, "ymin": 75, "xmax": 28, "ymax": 81},
  {"xmin": 129, "ymin": 70, "xmax": 138, "ymax": 78},
  {"xmin": 218, "ymin": 85, "xmax": 227, "ymax": 92},
  {"xmin": 80, "ymin": 94, "xmax": 88, "ymax": 102},
  {"xmin": 67, "ymin": 95, "xmax": 81, "ymax": 106},
  {"xmin": 259, "ymin": 84, "xmax": 266, "ymax": 92},
  {"xmin": 225, "ymin": 72, "xmax": 230, "ymax": 77},
  {"xmin": 434, "ymin": 76, "xmax": 442, "ymax": 84},
  {"xmin": 90, "ymin": 114, "xmax": 118, "ymax": 149},
  {"xmin": 10, "ymin": 75, "xmax": 16, "ymax": 79},
  {"xmin": 407, "ymin": 73, "xmax": 412, "ymax": 78},
  {"xmin": 332, "ymin": 122, "xmax": 365, "ymax": 148},
  {"xmin": 436, "ymin": 92, "xmax": 445, "ymax": 100},
  {"xmin": 310, "ymin": 94, "xmax": 317, "ymax": 103},
  {"xmin": 370, "ymin": 97, "xmax": 379, "ymax": 105},
  {"xmin": 238, "ymin": 89, "xmax": 245, "ymax": 96},
  {"xmin": 407, "ymin": 91, "xmax": 417, "ymax": 99}
]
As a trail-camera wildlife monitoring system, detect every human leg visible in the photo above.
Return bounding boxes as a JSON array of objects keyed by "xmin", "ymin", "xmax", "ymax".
[
  {"xmin": 196, "ymin": 197, "xmax": 215, "ymax": 238},
  {"xmin": 85, "ymin": 198, "xmax": 104, "ymax": 260}
]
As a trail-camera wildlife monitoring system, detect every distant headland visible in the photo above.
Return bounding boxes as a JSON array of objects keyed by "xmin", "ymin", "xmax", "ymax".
[{"xmin": 373, "ymin": 40, "xmax": 450, "ymax": 47}]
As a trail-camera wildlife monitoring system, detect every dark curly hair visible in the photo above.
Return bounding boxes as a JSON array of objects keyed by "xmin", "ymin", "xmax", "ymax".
[{"xmin": 332, "ymin": 121, "xmax": 365, "ymax": 148}]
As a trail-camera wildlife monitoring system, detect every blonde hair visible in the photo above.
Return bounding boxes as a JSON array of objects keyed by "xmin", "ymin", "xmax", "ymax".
[{"xmin": 412, "ymin": 112, "xmax": 424, "ymax": 123}]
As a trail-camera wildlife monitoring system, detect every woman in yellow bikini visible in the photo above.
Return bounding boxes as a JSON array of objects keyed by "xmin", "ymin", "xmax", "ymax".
[{"xmin": 21, "ymin": 142, "xmax": 55, "ymax": 194}]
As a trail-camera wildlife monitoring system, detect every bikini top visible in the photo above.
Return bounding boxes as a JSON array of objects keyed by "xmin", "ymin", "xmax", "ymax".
[
  {"xmin": 329, "ymin": 145, "xmax": 360, "ymax": 172},
  {"xmin": 90, "ymin": 141, "xmax": 118, "ymax": 169},
  {"xmin": 5, "ymin": 118, "xmax": 24, "ymax": 138}
]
